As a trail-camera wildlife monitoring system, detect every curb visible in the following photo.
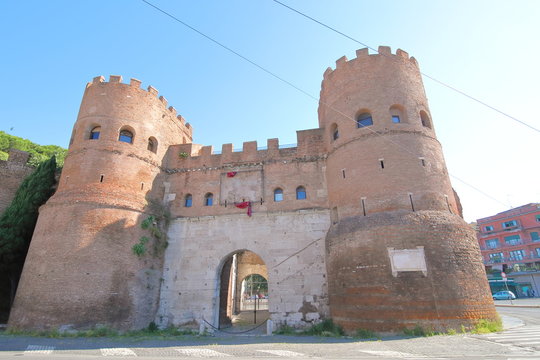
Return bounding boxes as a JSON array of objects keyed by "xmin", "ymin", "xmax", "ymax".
[{"xmin": 495, "ymin": 305, "xmax": 540, "ymax": 308}]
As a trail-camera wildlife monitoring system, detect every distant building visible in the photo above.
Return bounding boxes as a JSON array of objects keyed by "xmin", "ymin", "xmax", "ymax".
[{"xmin": 477, "ymin": 203, "xmax": 540, "ymax": 296}]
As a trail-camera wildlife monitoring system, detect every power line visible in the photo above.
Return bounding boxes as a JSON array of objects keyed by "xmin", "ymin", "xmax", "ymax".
[
  {"xmin": 272, "ymin": 0, "xmax": 540, "ymax": 134},
  {"xmin": 140, "ymin": 0, "xmax": 510, "ymax": 209}
]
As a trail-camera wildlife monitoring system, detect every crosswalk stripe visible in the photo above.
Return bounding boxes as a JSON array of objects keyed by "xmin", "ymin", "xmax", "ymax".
[
  {"xmin": 488, "ymin": 333, "xmax": 540, "ymax": 338},
  {"xmin": 358, "ymin": 350, "xmax": 449, "ymax": 359},
  {"xmin": 488, "ymin": 337, "xmax": 540, "ymax": 342},
  {"xmin": 101, "ymin": 348, "xmax": 137, "ymax": 356},
  {"xmin": 24, "ymin": 345, "xmax": 55, "ymax": 354},
  {"xmin": 257, "ymin": 350, "xmax": 306, "ymax": 357},
  {"xmin": 359, "ymin": 350, "xmax": 426, "ymax": 358},
  {"xmin": 175, "ymin": 349, "xmax": 231, "ymax": 357}
]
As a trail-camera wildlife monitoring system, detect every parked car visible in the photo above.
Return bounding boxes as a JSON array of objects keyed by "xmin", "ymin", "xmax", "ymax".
[{"xmin": 492, "ymin": 291, "xmax": 516, "ymax": 300}]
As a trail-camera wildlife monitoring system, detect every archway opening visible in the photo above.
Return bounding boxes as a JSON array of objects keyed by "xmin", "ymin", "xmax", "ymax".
[{"xmin": 218, "ymin": 250, "xmax": 269, "ymax": 330}]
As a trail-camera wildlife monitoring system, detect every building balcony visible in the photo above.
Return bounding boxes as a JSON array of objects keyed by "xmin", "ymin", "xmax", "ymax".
[
  {"xmin": 483, "ymin": 254, "xmax": 540, "ymax": 265},
  {"xmin": 480, "ymin": 238, "xmax": 540, "ymax": 251}
]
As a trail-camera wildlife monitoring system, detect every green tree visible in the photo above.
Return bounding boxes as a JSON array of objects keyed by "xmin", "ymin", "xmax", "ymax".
[
  {"xmin": 0, "ymin": 155, "xmax": 57, "ymax": 309},
  {"xmin": 0, "ymin": 131, "xmax": 66, "ymax": 167}
]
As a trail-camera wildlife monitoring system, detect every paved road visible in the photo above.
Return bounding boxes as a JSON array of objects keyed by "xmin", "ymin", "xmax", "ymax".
[{"xmin": 2, "ymin": 304, "xmax": 540, "ymax": 360}]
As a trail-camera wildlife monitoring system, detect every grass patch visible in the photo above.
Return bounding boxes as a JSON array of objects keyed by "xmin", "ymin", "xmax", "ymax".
[
  {"xmin": 303, "ymin": 319, "xmax": 345, "ymax": 337},
  {"xmin": 5, "ymin": 323, "xmax": 198, "ymax": 339},
  {"xmin": 471, "ymin": 319, "xmax": 503, "ymax": 334},
  {"xmin": 354, "ymin": 328, "xmax": 379, "ymax": 339},
  {"xmin": 403, "ymin": 325, "xmax": 438, "ymax": 337},
  {"xmin": 274, "ymin": 324, "xmax": 297, "ymax": 335}
]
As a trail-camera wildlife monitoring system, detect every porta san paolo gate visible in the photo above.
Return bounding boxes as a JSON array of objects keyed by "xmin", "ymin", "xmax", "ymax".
[{"xmin": 8, "ymin": 46, "xmax": 497, "ymax": 333}]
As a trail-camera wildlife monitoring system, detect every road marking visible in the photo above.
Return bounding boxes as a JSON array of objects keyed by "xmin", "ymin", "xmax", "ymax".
[
  {"xmin": 175, "ymin": 348, "xmax": 232, "ymax": 357},
  {"xmin": 257, "ymin": 350, "xmax": 306, "ymax": 357},
  {"xmin": 101, "ymin": 348, "xmax": 137, "ymax": 356},
  {"xmin": 24, "ymin": 345, "xmax": 55, "ymax": 354},
  {"xmin": 359, "ymin": 350, "xmax": 448, "ymax": 359}
]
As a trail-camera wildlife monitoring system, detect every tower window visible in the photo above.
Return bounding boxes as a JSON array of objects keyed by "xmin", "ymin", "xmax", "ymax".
[
  {"xmin": 420, "ymin": 110, "xmax": 432, "ymax": 129},
  {"xmin": 147, "ymin": 137, "xmax": 157, "ymax": 153},
  {"xmin": 184, "ymin": 194, "xmax": 192, "ymax": 207},
  {"xmin": 390, "ymin": 104, "xmax": 406, "ymax": 124},
  {"xmin": 119, "ymin": 130, "xmax": 134, "ymax": 144},
  {"xmin": 357, "ymin": 113, "xmax": 373, "ymax": 128},
  {"xmin": 90, "ymin": 126, "xmax": 101, "ymax": 140},
  {"xmin": 204, "ymin": 193, "xmax": 213, "ymax": 206},
  {"xmin": 274, "ymin": 188, "xmax": 283, "ymax": 202},
  {"xmin": 331, "ymin": 123, "xmax": 339, "ymax": 141},
  {"xmin": 296, "ymin": 186, "xmax": 306, "ymax": 200}
]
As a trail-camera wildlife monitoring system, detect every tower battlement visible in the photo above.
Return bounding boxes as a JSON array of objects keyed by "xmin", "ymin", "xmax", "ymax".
[
  {"xmin": 169, "ymin": 128, "xmax": 326, "ymax": 169},
  {"xmin": 87, "ymin": 75, "xmax": 193, "ymax": 134},
  {"xmin": 323, "ymin": 46, "xmax": 418, "ymax": 80}
]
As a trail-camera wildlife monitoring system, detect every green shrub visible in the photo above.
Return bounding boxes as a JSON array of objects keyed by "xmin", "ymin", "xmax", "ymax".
[
  {"xmin": 132, "ymin": 243, "xmax": 146, "ymax": 256},
  {"xmin": 355, "ymin": 328, "xmax": 378, "ymax": 339},
  {"xmin": 303, "ymin": 319, "xmax": 344, "ymax": 337},
  {"xmin": 472, "ymin": 319, "xmax": 502, "ymax": 334}
]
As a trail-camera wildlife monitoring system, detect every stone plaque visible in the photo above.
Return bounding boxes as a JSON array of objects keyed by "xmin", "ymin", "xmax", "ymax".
[{"xmin": 387, "ymin": 246, "xmax": 427, "ymax": 277}]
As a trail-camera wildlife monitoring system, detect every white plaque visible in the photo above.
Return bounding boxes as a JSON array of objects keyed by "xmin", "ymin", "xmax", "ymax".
[{"xmin": 387, "ymin": 246, "xmax": 427, "ymax": 277}]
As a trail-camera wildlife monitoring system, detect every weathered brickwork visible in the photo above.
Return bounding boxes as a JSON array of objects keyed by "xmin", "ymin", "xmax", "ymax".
[
  {"xmin": 0, "ymin": 150, "xmax": 33, "ymax": 215},
  {"xmin": 9, "ymin": 46, "xmax": 496, "ymax": 333}
]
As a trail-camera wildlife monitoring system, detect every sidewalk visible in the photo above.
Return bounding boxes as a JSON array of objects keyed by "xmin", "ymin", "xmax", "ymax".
[{"xmin": 494, "ymin": 297, "xmax": 540, "ymax": 308}]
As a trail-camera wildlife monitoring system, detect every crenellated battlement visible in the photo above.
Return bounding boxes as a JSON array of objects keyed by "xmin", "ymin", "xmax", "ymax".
[
  {"xmin": 87, "ymin": 75, "xmax": 193, "ymax": 134},
  {"xmin": 168, "ymin": 128, "xmax": 326, "ymax": 169},
  {"xmin": 322, "ymin": 46, "xmax": 418, "ymax": 80}
]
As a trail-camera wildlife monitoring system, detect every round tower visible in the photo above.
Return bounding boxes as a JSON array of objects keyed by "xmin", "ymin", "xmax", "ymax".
[
  {"xmin": 321, "ymin": 47, "xmax": 497, "ymax": 332},
  {"xmin": 9, "ymin": 76, "xmax": 191, "ymax": 330}
]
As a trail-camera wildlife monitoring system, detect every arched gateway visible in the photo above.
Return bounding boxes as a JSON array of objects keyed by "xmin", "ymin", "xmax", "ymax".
[{"xmin": 217, "ymin": 250, "xmax": 269, "ymax": 329}]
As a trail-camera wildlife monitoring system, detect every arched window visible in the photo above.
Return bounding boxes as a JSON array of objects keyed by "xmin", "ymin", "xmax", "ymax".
[
  {"xmin": 119, "ymin": 129, "xmax": 133, "ymax": 144},
  {"xmin": 357, "ymin": 113, "xmax": 373, "ymax": 128},
  {"xmin": 184, "ymin": 194, "xmax": 192, "ymax": 207},
  {"xmin": 296, "ymin": 186, "xmax": 306, "ymax": 200},
  {"xmin": 420, "ymin": 110, "xmax": 432, "ymax": 129},
  {"xmin": 204, "ymin": 193, "xmax": 213, "ymax": 206},
  {"xmin": 390, "ymin": 104, "xmax": 406, "ymax": 124},
  {"xmin": 274, "ymin": 188, "xmax": 283, "ymax": 202},
  {"xmin": 147, "ymin": 137, "xmax": 157, "ymax": 153},
  {"xmin": 331, "ymin": 123, "xmax": 339, "ymax": 141},
  {"xmin": 90, "ymin": 126, "xmax": 101, "ymax": 140}
]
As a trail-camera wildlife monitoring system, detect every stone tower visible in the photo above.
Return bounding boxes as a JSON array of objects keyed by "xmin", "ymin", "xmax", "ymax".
[
  {"xmin": 9, "ymin": 76, "xmax": 192, "ymax": 330},
  {"xmin": 320, "ymin": 47, "xmax": 497, "ymax": 332}
]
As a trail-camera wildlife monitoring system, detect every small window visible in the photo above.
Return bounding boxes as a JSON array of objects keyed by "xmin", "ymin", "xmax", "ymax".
[
  {"xmin": 485, "ymin": 238, "xmax": 499, "ymax": 249},
  {"xmin": 119, "ymin": 129, "xmax": 133, "ymax": 143},
  {"xmin": 390, "ymin": 105, "xmax": 406, "ymax": 124},
  {"xmin": 331, "ymin": 123, "xmax": 339, "ymax": 141},
  {"xmin": 274, "ymin": 188, "xmax": 283, "ymax": 202},
  {"xmin": 504, "ymin": 235, "xmax": 521, "ymax": 245},
  {"xmin": 204, "ymin": 193, "xmax": 213, "ymax": 206},
  {"xmin": 184, "ymin": 194, "xmax": 192, "ymax": 207},
  {"xmin": 420, "ymin": 110, "xmax": 432, "ymax": 129},
  {"xmin": 489, "ymin": 252, "xmax": 503, "ymax": 263},
  {"xmin": 502, "ymin": 220, "xmax": 517, "ymax": 229},
  {"xmin": 357, "ymin": 113, "xmax": 373, "ymax": 128},
  {"xmin": 531, "ymin": 232, "xmax": 539, "ymax": 241},
  {"xmin": 484, "ymin": 225, "xmax": 494, "ymax": 232},
  {"xmin": 90, "ymin": 126, "xmax": 101, "ymax": 140},
  {"xmin": 536, "ymin": 248, "xmax": 540, "ymax": 257},
  {"xmin": 296, "ymin": 186, "xmax": 306, "ymax": 200},
  {"xmin": 509, "ymin": 249, "xmax": 524, "ymax": 260},
  {"xmin": 536, "ymin": 214, "xmax": 540, "ymax": 222},
  {"xmin": 147, "ymin": 137, "xmax": 157, "ymax": 153}
]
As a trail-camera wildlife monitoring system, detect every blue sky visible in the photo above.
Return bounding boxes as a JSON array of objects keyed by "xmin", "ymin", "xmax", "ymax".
[{"xmin": 0, "ymin": 0, "xmax": 538, "ymax": 222}]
